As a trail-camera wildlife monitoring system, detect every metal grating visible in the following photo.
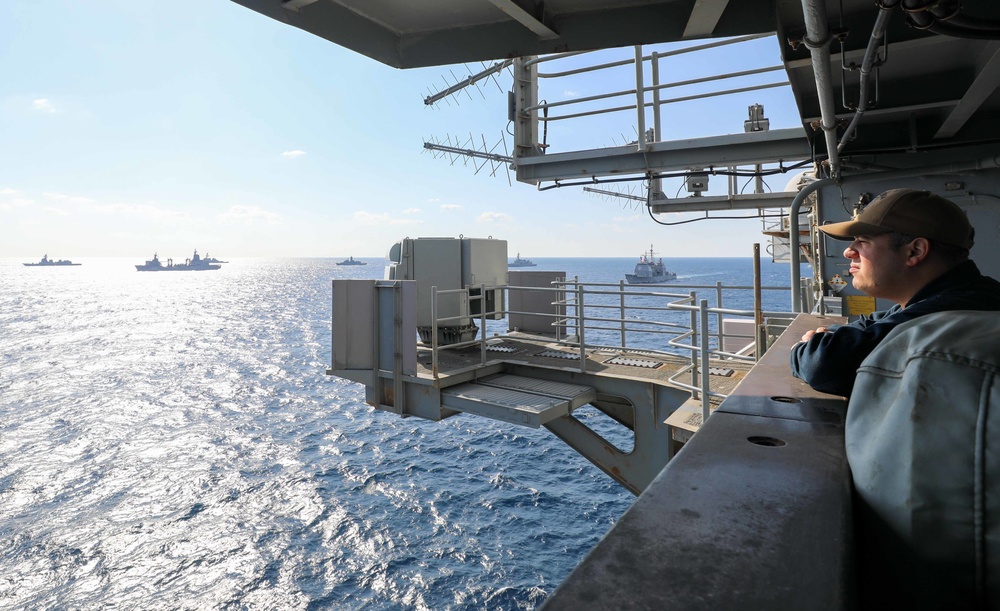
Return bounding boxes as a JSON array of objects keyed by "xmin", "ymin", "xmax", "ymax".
[
  {"xmin": 485, "ymin": 343, "xmax": 519, "ymax": 353},
  {"xmin": 443, "ymin": 384, "xmax": 560, "ymax": 411},
  {"xmin": 536, "ymin": 350, "xmax": 580, "ymax": 360},
  {"xmin": 605, "ymin": 356, "xmax": 662, "ymax": 369},
  {"xmin": 477, "ymin": 374, "xmax": 594, "ymax": 400}
]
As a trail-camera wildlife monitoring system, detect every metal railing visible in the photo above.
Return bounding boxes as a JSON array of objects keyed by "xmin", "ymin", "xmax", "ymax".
[
  {"xmin": 427, "ymin": 278, "xmax": 795, "ymax": 419},
  {"xmin": 508, "ymin": 35, "xmax": 808, "ymax": 218},
  {"xmin": 524, "ymin": 34, "xmax": 784, "ymax": 133}
]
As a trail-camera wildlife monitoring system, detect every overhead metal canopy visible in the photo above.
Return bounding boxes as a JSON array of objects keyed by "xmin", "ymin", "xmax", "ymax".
[
  {"xmin": 231, "ymin": 0, "xmax": 1000, "ymax": 168},
  {"xmin": 229, "ymin": 0, "xmax": 777, "ymax": 69}
]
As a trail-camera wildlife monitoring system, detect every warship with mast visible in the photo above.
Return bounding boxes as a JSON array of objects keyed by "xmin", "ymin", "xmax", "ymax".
[
  {"xmin": 23, "ymin": 254, "xmax": 80, "ymax": 267},
  {"xmin": 508, "ymin": 253, "xmax": 537, "ymax": 267},
  {"xmin": 624, "ymin": 245, "xmax": 675, "ymax": 284},
  {"xmin": 336, "ymin": 256, "xmax": 367, "ymax": 266},
  {"xmin": 135, "ymin": 250, "xmax": 221, "ymax": 271}
]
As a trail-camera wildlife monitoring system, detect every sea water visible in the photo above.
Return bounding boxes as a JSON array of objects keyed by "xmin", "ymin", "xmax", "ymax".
[{"xmin": 0, "ymin": 256, "xmax": 801, "ymax": 610}]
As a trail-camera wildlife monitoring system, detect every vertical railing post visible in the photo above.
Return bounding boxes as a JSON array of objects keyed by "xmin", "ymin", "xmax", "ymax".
[
  {"xmin": 556, "ymin": 277, "xmax": 564, "ymax": 342},
  {"xmin": 577, "ymin": 282, "xmax": 586, "ymax": 373},
  {"xmin": 512, "ymin": 57, "xmax": 541, "ymax": 158},
  {"xmin": 715, "ymin": 281, "xmax": 724, "ymax": 353},
  {"xmin": 700, "ymin": 299, "xmax": 711, "ymax": 422},
  {"xmin": 651, "ymin": 51, "xmax": 662, "ymax": 143},
  {"xmin": 480, "ymin": 283, "xmax": 487, "ymax": 366},
  {"xmin": 650, "ymin": 50, "xmax": 662, "ymax": 198},
  {"xmin": 754, "ymin": 243, "xmax": 765, "ymax": 359},
  {"xmin": 620, "ymin": 279, "xmax": 627, "ymax": 348},
  {"xmin": 634, "ymin": 46, "xmax": 646, "ymax": 152},
  {"xmin": 431, "ymin": 285, "xmax": 439, "ymax": 379},
  {"xmin": 688, "ymin": 290, "xmax": 698, "ymax": 396}
]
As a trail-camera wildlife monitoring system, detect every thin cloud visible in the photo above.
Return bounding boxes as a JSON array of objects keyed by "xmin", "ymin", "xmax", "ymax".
[
  {"xmin": 563, "ymin": 90, "xmax": 580, "ymax": 98},
  {"xmin": 217, "ymin": 205, "xmax": 281, "ymax": 225},
  {"xmin": 353, "ymin": 210, "xmax": 424, "ymax": 226},
  {"xmin": 281, "ymin": 150, "xmax": 307, "ymax": 158},
  {"xmin": 42, "ymin": 207, "xmax": 71, "ymax": 216},
  {"xmin": 32, "ymin": 99, "xmax": 56, "ymax": 113},
  {"xmin": 44, "ymin": 192, "xmax": 95, "ymax": 205},
  {"xmin": 477, "ymin": 211, "xmax": 513, "ymax": 223},
  {"xmin": 0, "ymin": 197, "xmax": 34, "ymax": 211},
  {"xmin": 402, "ymin": 208, "xmax": 422, "ymax": 214},
  {"xmin": 440, "ymin": 204, "xmax": 462, "ymax": 211}
]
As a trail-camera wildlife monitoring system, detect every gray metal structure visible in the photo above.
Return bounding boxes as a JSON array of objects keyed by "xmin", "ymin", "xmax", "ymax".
[
  {"xmin": 233, "ymin": 0, "xmax": 1000, "ymax": 608},
  {"xmin": 329, "ymin": 270, "xmax": 764, "ymax": 495}
]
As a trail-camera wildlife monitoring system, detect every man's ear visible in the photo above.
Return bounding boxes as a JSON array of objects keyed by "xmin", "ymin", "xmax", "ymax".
[{"xmin": 905, "ymin": 237, "xmax": 931, "ymax": 266}]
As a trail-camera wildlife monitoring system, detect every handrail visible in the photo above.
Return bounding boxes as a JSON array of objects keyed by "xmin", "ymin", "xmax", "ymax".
[
  {"xmin": 426, "ymin": 279, "xmax": 797, "ymax": 408},
  {"xmin": 524, "ymin": 33, "xmax": 773, "ymax": 70},
  {"xmin": 523, "ymin": 36, "xmax": 789, "ymax": 141}
]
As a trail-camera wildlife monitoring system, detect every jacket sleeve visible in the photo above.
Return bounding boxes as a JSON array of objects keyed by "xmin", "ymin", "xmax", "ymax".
[{"xmin": 789, "ymin": 310, "xmax": 901, "ymax": 397}]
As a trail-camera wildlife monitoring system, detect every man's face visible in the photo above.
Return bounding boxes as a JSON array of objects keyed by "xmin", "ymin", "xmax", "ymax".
[{"xmin": 843, "ymin": 234, "xmax": 910, "ymax": 301}]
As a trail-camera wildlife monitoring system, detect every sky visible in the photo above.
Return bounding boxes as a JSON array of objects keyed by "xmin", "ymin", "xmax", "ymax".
[{"xmin": 1, "ymin": 1, "xmax": 809, "ymax": 259}]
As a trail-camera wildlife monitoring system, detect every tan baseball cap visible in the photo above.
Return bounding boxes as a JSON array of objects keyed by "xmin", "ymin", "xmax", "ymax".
[{"xmin": 818, "ymin": 188, "xmax": 974, "ymax": 249}]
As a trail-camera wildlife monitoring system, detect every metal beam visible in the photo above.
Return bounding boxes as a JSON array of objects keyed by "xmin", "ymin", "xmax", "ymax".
[
  {"xmin": 649, "ymin": 192, "xmax": 796, "ymax": 214},
  {"xmin": 800, "ymin": 99, "xmax": 960, "ymax": 125},
  {"xmin": 544, "ymin": 380, "xmax": 684, "ymax": 496},
  {"xmin": 683, "ymin": 0, "xmax": 731, "ymax": 38},
  {"xmin": 935, "ymin": 45, "xmax": 1000, "ymax": 139},
  {"xmin": 484, "ymin": 0, "xmax": 559, "ymax": 40},
  {"xmin": 281, "ymin": 0, "xmax": 319, "ymax": 11},
  {"xmin": 514, "ymin": 128, "xmax": 810, "ymax": 185}
]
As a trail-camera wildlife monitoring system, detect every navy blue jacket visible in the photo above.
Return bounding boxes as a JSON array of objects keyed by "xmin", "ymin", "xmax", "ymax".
[{"xmin": 790, "ymin": 260, "xmax": 1000, "ymax": 397}]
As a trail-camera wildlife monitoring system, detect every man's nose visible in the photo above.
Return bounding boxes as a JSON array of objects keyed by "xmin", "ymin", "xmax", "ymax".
[{"xmin": 844, "ymin": 244, "xmax": 859, "ymax": 258}]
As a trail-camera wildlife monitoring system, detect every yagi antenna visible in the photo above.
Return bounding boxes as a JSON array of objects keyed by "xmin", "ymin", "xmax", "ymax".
[
  {"xmin": 584, "ymin": 185, "xmax": 647, "ymax": 210},
  {"xmin": 423, "ymin": 59, "xmax": 514, "ymax": 107},
  {"xmin": 423, "ymin": 133, "xmax": 513, "ymax": 186}
]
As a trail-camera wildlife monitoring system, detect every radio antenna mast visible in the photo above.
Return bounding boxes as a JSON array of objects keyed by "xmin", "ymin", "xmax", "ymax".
[
  {"xmin": 424, "ymin": 59, "xmax": 514, "ymax": 107},
  {"xmin": 423, "ymin": 133, "xmax": 513, "ymax": 185}
]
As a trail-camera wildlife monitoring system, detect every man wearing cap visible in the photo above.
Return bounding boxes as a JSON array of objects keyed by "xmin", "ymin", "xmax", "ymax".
[{"xmin": 790, "ymin": 188, "xmax": 1000, "ymax": 396}]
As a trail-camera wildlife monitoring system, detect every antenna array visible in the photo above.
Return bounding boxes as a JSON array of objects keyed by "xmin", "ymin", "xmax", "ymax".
[
  {"xmin": 422, "ymin": 134, "xmax": 513, "ymax": 185},
  {"xmin": 583, "ymin": 184, "xmax": 648, "ymax": 210},
  {"xmin": 423, "ymin": 60, "xmax": 514, "ymax": 107}
]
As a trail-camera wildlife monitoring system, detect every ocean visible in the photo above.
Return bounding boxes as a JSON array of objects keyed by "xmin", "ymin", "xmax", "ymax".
[{"xmin": 0, "ymin": 256, "xmax": 800, "ymax": 610}]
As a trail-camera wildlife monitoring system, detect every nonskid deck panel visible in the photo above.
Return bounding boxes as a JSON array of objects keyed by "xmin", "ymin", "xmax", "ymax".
[{"xmin": 418, "ymin": 334, "xmax": 752, "ymax": 404}]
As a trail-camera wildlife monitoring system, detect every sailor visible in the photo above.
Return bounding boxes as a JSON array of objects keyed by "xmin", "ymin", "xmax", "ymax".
[{"xmin": 789, "ymin": 188, "xmax": 1000, "ymax": 396}]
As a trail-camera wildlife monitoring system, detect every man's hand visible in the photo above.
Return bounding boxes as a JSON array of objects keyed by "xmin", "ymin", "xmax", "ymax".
[
  {"xmin": 791, "ymin": 326, "xmax": 829, "ymax": 350},
  {"xmin": 801, "ymin": 326, "xmax": 829, "ymax": 342}
]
